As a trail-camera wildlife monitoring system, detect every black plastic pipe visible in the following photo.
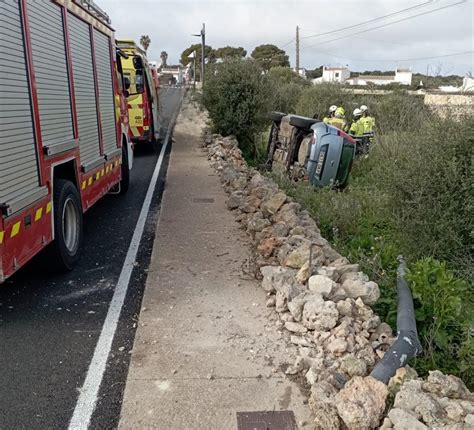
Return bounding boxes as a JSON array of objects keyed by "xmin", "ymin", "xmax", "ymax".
[{"xmin": 370, "ymin": 256, "xmax": 422, "ymax": 384}]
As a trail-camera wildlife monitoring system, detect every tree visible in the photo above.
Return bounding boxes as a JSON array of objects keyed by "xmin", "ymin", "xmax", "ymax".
[
  {"xmin": 140, "ymin": 35, "xmax": 151, "ymax": 53},
  {"xmin": 180, "ymin": 44, "xmax": 214, "ymax": 80},
  {"xmin": 214, "ymin": 46, "xmax": 247, "ymax": 61},
  {"xmin": 306, "ymin": 66, "xmax": 323, "ymax": 80},
  {"xmin": 202, "ymin": 60, "xmax": 272, "ymax": 147},
  {"xmin": 160, "ymin": 51, "xmax": 168, "ymax": 68},
  {"xmin": 250, "ymin": 44, "xmax": 289, "ymax": 72}
]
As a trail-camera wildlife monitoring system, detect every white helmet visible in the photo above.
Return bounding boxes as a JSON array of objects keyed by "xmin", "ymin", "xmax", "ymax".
[
  {"xmin": 360, "ymin": 105, "xmax": 368, "ymax": 113},
  {"xmin": 353, "ymin": 108, "xmax": 362, "ymax": 117},
  {"xmin": 329, "ymin": 105, "xmax": 337, "ymax": 113}
]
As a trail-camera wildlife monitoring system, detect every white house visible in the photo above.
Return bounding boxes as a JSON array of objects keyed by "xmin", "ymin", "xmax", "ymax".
[
  {"xmin": 293, "ymin": 67, "xmax": 307, "ymax": 79},
  {"xmin": 312, "ymin": 66, "xmax": 350, "ymax": 84},
  {"xmin": 461, "ymin": 77, "xmax": 474, "ymax": 92},
  {"xmin": 346, "ymin": 68, "xmax": 412, "ymax": 86}
]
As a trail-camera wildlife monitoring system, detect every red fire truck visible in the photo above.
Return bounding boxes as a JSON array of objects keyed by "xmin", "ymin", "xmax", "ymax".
[{"xmin": 0, "ymin": 0, "xmax": 133, "ymax": 282}]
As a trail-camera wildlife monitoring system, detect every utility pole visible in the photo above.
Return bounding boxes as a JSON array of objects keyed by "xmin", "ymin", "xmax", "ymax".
[
  {"xmin": 201, "ymin": 23, "xmax": 206, "ymax": 86},
  {"xmin": 296, "ymin": 25, "xmax": 300, "ymax": 76}
]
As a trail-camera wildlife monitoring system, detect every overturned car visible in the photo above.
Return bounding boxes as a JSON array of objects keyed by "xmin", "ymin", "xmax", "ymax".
[{"xmin": 265, "ymin": 112, "xmax": 356, "ymax": 189}]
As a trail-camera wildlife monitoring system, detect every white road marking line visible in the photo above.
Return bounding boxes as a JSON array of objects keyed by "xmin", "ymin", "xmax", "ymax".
[{"xmin": 69, "ymin": 91, "xmax": 183, "ymax": 430}]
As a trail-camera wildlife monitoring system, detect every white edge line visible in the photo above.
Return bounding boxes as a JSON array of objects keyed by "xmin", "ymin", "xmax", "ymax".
[{"xmin": 68, "ymin": 89, "xmax": 184, "ymax": 430}]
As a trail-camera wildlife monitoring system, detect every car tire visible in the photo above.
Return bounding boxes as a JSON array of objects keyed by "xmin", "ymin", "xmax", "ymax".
[
  {"xmin": 49, "ymin": 179, "xmax": 83, "ymax": 271},
  {"xmin": 289, "ymin": 116, "xmax": 319, "ymax": 130},
  {"xmin": 268, "ymin": 111, "xmax": 286, "ymax": 123}
]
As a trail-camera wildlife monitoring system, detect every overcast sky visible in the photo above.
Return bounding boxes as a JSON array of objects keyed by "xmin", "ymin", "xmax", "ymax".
[{"xmin": 101, "ymin": 0, "xmax": 473, "ymax": 76}]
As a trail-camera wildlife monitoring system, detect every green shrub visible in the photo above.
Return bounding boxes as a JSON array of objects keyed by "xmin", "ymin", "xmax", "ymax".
[
  {"xmin": 380, "ymin": 116, "xmax": 474, "ymax": 281},
  {"xmin": 407, "ymin": 258, "xmax": 473, "ymax": 388},
  {"xmin": 202, "ymin": 59, "xmax": 272, "ymax": 147},
  {"xmin": 295, "ymin": 83, "xmax": 357, "ymax": 120}
]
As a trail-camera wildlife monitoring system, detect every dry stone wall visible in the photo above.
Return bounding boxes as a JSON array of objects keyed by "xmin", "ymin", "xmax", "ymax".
[{"xmin": 202, "ymin": 129, "xmax": 473, "ymax": 429}]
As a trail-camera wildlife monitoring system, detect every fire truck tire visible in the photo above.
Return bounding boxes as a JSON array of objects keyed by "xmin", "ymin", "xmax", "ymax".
[
  {"xmin": 119, "ymin": 146, "xmax": 130, "ymax": 194},
  {"xmin": 50, "ymin": 179, "xmax": 83, "ymax": 271}
]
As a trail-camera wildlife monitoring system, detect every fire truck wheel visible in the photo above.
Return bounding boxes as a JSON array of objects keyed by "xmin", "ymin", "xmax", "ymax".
[
  {"xmin": 51, "ymin": 179, "xmax": 83, "ymax": 270},
  {"xmin": 119, "ymin": 146, "xmax": 130, "ymax": 194}
]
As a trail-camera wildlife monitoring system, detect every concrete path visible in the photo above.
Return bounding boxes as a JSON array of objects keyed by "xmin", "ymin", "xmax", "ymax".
[{"xmin": 119, "ymin": 98, "xmax": 312, "ymax": 429}]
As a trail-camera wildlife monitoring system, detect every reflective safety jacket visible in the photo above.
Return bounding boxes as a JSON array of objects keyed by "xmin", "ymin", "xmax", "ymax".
[
  {"xmin": 323, "ymin": 116, "xmax": 331, "ymax": 124},
  {"xmin": 327, "ymin": 116, "xmax": 348, "ymax": 132},
  {"xmin": 349, "ymin": 119, "xmax": 364, "ymax": 136},
  {"xmin": 361, "ymin": 116, "xmax": 375, "ymax": 133}
]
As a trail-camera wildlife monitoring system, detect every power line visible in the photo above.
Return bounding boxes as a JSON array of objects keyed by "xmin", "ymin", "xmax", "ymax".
[
  {"xmin": 300, "ymin": 1, "xmax": 433, "ymax": 40},
  {"xmin": 306, "ymin": 48, "xmax": 473, "ymax": 63},
  {"xmin": 302, "ymin": 0, "xmax": 467, "ymax": 49}
]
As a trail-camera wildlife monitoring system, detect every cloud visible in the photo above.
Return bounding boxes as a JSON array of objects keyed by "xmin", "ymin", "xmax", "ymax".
[{"xmin": 101, "ymin": 0, "xmax": 473, "ymax": 75}]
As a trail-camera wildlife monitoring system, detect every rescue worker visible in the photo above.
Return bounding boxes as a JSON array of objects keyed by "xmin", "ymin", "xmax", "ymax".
[
  {"xmin": 327, "ymin": 106, "xmax": 348, "ymax": 131},
  {"xmin": 360, "ymin": 105, "xmax": 375, "ymax": 133},
  {"xmin": 322, "ymin": 105, "xmax": 337, "ymax": 123},
  {"xmin": 349, "ymin": 108, "xmax": 364, "ymax": 136}
]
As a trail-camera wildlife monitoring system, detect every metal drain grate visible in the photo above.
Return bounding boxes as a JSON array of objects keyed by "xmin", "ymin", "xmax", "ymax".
[
  {"xmin": 236, "ymin": 411, "xmax": 297, "ymax": 430},
  {"xmin": 192, "ymin": 197, "xmax": 215, "ymax": 203}
]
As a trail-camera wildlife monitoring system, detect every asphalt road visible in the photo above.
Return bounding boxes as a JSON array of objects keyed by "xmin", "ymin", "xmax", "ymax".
[{"xmin": 0, "ymin": 87, "xmax": 183, "ymax": 429}]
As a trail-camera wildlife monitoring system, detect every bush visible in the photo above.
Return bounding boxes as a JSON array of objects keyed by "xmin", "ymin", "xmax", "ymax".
[
  {"xmin": 379, "ymin": 116, "xmax": 474, "ymax": 280},
  {"xmin": 295, "ymin": 83, "xmax": 357, "ymax": 120},
  {"xmin": 202, "ymin": 59, "xmax": 272, "ymax": 147},
  {"xmin": 407, "ymin": 258, "xmax": 473, "ymax": 388}
]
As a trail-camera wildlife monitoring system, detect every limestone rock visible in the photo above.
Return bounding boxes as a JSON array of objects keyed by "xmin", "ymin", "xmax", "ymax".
[
  {"xmin": 261, "ymin": 191, "xmax": 287, "ymax": 215},
  {"xmin": 226, "ymin": 191, "xmax": 244, "ymax": 209},
  {"xmin": 335, "ymin": 376, "xmax": 388, "ymax": 429},
  {"xmin": 340, "ymin": 354, "xmax": 368, "ymax": 377},
  {"xmin": 309, "ymin": 381, "xmax": 341, "ymax": 429},
  {"xmin": 283, "ymin": 243, "xmax": 311, "ymax": 269},
  {"xmin": 317, "ymin": 266, "xmax": 338, "ymax": 281},
  {"xmin": 423, "ymin": 371, "xmax": 471, "ymax": 400},
  {"xmin": 285, "ymin": 321, "xmax": 308, "ymax": 334},
  {"xmin": 257, "ymin": 237, "xmax": 281, "ymax": 259},
  {"xmin": 296, "ymin": 261, "xmax": 311, "ymax": 284},
  {"xmin": 247, "ymin": 212, "xmax": 271, "ymax": 233},
  {"xmin": 342, "ymin": 279, "xmax": 380, "ymax": 305},
  {"xmin": 336, "ymin": 299, "xmax": 355, "ymax": 316},
  {"xmin": 248, "ymin": 172, "xmax": 267, "ymax": 189},
  {"xmin": 260, "ymin": 265, "xmax": 296, "ymax": 293},
  {"xmin": 302, "ymin": 297, "xmax": 339, "ymax": 331},
  {"xmin": 265, "ymin": 296, "xmax": 276, "ymax": 307},
  {"xmin": 239, "ymin": 195, "xmax": 261, "ymax": 213},
  {"xmin": 220, "ymin": 165, "xmax": 239, "ymax": 183},
  {"xmin": 465, "ymin": 414, "xmax": 474, "ymax": 426},
  {"xmin": 271, "ymin": 223, "xmax": 290, "ymax": 238},
  {"xmin": 276, "ymin": 283, "xmax": 303, "ymax": 313},
  {"xmin": 285, "ymin": 356, "xmax": 306, "ymax": 375},
  {"xmin": 287, "ymin": 292, "xmax": 312, "ymax": 322},
  {"xmin": 308, "ymin": 275, "xmax": 336, "ymax": 298},
  {"xmin": 394, "ymin": 380, "xmax": 442, "ymax": 423},
  {"xmin": 388, "ymin": 408, "xmax": 428, "ymax": 430},
  {"xmin": 273, "ymin": 205, "xmax": 300, "ymax": 229},
  {"xmin": 334, "ymin": 263, "xmax": 360, "ymax": 280},
  {"xmin": 327, "ymin": 338, "xmax": 348, "ymax": 354}
]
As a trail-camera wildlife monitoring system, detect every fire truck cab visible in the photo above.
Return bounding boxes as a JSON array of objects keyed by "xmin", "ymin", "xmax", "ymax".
[
  {"xmin": 116, "ymin": 39, "xmax": 160, "ymax": 144},
  {"xmin": 0, "ymin": 0, "xmax": 133, "ymax": 282}
]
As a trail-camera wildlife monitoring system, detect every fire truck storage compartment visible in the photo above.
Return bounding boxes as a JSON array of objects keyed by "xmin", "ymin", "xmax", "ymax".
[
  {"xmin": 0, "ymin": 1, "xmax": 41, "ymax": 207},
  {"xmin": 93, "ymin": 29, "xmax": 117, "ymax": 158},
  {"xmin": 27, "ymin": 0, "xmax": 75, "ymax": 152},
  {"xmin": 68, "ymin": 12, "xmax": 101, "ymax": 166}
]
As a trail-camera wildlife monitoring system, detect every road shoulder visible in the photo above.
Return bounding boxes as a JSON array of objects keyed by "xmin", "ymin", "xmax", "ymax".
[{"xmin": 119, "ymin": 96, "xmax": 312, "ymax": 429}]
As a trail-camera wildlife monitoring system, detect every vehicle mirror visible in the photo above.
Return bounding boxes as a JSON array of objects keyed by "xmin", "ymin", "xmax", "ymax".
[
  {"xmin": 133, "ymin": 55, "xmax": 144, "ymax": 70},
  {"xmin": 124, "ymin": 76, "xmax": 131, "ymax": 90}
]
